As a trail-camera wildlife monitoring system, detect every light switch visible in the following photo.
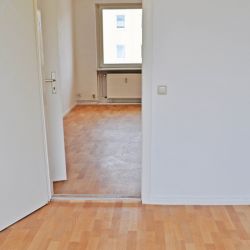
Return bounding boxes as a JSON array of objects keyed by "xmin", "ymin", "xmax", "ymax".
[{"xmin": 157, "ymin": 85, "xmax": 167, "ymax": 95}]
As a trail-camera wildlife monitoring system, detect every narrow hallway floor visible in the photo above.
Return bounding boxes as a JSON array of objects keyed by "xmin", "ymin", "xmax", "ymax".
[{"xmin": 54, "ymin": 105, "xmax": 141, "ymax": 196}]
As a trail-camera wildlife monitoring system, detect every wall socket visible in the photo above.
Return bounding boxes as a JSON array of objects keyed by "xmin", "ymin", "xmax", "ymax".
[
  {"xmin": 92, "ymin": 94, "xmax": 96, "ymax": 99},
  {"xmin": 157, "ymin": 85, "xmax": 167, "ymax": 95}
]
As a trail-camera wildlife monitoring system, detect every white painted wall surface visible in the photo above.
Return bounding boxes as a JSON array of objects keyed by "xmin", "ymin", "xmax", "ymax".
[
  {"xmin": 38, "ymin": 0, "xmax": 75, "ymax": 115},
  {"xmin": 58, "ymin": 0, "xmax": 76, "ymax": 114},
  {"xmin": 72, "ymin": 0, "xmax": 142, "ymax": 101},
  {"xmin": 143, "ymin": 0, "xmax": 250, "ymax": 204},
  {"xmin": 0, "ymin": 0, "xmax": 50, "ymax": 230},
  {"xmin": 73, "ymin": 0, "xmax": 98, "ymax": 101}
]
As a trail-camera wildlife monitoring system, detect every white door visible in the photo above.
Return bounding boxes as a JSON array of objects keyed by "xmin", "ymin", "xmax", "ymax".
[
  {"xmin": 37, "ymin": 1, "xmax": 67, "ymax": 182},
  {"xmin": 0, "ymin": 0, "xmax": 50, "ymax": 231}
]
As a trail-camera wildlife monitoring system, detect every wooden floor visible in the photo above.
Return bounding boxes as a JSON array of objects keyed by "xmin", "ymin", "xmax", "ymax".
[
  {"xmin": 54, "ymin": 105, "xmax": 141, "ymax": 196},
  {"xmin": 1, "ymin": 201, "xmax": 250, "ymax": 250}
]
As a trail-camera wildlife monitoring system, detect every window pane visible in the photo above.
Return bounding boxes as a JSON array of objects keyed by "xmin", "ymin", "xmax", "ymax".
[
  {"xmin": 102, "ymin": 9, "xmax": 142, "ymax": 65},
  {"xmin": 116, "ymin": 15, "xmax": 125, "ymax": 28},
  {"xmin": 116, "ymin": 45, "xmax": 125, "ymax": 58}
]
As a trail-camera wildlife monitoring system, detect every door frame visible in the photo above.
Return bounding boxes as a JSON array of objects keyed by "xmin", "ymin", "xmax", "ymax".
[
  {"xmin": 141, "ymin": 0, "xmax": 152, "ymax": 204},
  {"xmin": 33, "ymin": 0, "xmax": 151, "ymax": 201}
]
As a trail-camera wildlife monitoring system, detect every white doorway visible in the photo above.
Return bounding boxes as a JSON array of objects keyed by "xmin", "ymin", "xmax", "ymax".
[
  {"xmin": 37, "ymin": 1, "xmax": 144, "ymax": 199},
  {"xmin": 52, "ymin": 2, "xmax": 143, "ymax": 198}
]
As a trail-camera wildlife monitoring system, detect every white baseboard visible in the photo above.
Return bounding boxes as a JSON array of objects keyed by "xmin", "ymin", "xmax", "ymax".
[
  {"xmin": 63, "ymin": 103, "xmax": 77, "ymax": 117},
  {"xmin": 143, "ymin": 195, "xmax": 250, "ymax": 205},
  {"xmin": 77, "ymin": 100, "xmax": 102, "ymax": 105},
  {"xmin": 77, "ymin": 99, "xmax": 141, "ymax": 105}
]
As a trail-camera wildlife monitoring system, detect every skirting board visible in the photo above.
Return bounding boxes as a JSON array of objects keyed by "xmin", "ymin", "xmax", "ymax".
[
  {"xmin": 108, "ymin": 98, "xmax": 141, "ymax": 104},
  {"xmin": 63, "ymin": 103, "xmax": 77, "ymax": 117},
  {"xmin": 77, "ymin": 100, "xmax": 142, "ymax": 105},
  {"xmin": 143, "ymin": 196, "xmax": 250, "ymax": 205}
]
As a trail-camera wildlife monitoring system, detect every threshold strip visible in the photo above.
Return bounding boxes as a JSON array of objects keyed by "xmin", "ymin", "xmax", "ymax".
[{"xmin": 52, "ymin": 194, "xmax": 141, "ymax": 202}]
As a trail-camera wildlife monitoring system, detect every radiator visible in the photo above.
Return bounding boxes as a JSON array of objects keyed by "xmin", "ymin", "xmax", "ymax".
[{"xmin": 106, "ymin": 73, "xmax": 142, "ymax": 99}]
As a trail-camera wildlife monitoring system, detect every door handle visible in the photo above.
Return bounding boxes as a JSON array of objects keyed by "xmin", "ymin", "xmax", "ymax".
[
  {"xmin": 44, "ymin": 72, "xmax": 57, "ymax": 94},
  {"xmin": 45, "ymin": 79, "xmax": 56, "ymax": 83},
  {"xmin": 45, "ymin": 72, "xmax": 56, "ymax": 83}
]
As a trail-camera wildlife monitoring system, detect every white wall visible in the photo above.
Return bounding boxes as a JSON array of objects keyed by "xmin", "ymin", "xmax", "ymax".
[
  {"xmin": 72, "ymin": 0, "xmax": 142, "ymax": 101},
  {"xmin": 143, "ymin": 0, "xmax": 250, "ymax": 204},
  {"xmin": 58, "ymin": 0, "xmax": 76, "ymax": 114},
  {"xmin": 38, "ymin": 0, "xmax": 75, "ymax": 115}
]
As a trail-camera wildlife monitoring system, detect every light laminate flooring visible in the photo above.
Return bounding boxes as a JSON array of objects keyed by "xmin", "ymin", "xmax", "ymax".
[{"xmin": 54, "ymin": 105, "xmax": 141, "ymax": 196}]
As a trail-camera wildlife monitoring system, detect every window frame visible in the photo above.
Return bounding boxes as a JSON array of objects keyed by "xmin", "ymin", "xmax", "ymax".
[{"xmin": 96, "ymin": 4, "xmax": 142, "ymax": 69}]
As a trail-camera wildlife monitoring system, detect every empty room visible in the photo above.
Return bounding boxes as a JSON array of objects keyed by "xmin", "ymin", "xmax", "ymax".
[
  {"xmin": 1, "ymin": 0, "xmax": 250, "ymax": 249},
  {"xmin": 53, "ymin": 1, "xmax": 143, "ymax": 198}
]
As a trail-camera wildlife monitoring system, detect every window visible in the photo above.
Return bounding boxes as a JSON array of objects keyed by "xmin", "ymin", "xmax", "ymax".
[
  {"xmin": 97, "ymin": 5, "xmax": 142, "ymax": 68},
  {"xmin": 116, "ymin": 45, "xmax": 125, "ymax": 58},
  {"xmin": 116, "ymin": 15, "xmax": 125, "ymax": 28}
]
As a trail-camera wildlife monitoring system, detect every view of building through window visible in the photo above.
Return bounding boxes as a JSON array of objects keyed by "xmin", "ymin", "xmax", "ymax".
[
  {"xmin": 116, "ymin": 44, "xmax": 125, "ymax": 58},
  {"xmin": 102, "ymin": 8, "xmax": 142, "ymax": 65},
  {"xmin": 116, "ymin": 15, "xmax": 125, "ymax": 28}
]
